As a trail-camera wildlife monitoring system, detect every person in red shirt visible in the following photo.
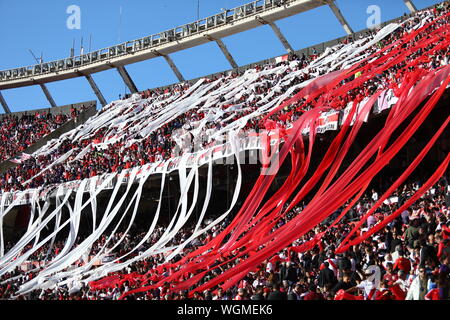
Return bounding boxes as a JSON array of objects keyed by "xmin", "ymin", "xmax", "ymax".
[
  {"xmin": 393, "ymin": 250, "xmax": 411, "ymax": 274},
  {"xmin": 442, "ymin": 223, "xmax": 450, "ymax": 240},
  {"xmin": 375, "ymin": 281, "xmax": 395, "ymax": 300},
  {"xmin": 383, "ymin": 262, "xmax": 398, "ymax": 284},
  {"xmin": 303, "ymin": 284, "xmax": 325, "ymax": 300},
  {"xmin": 425, "ymin": 288, "xmax": 440, "ymax": 300},
  {"xmin": 234, "ymin": 288, "xmax": 248, "ymax": 300}
]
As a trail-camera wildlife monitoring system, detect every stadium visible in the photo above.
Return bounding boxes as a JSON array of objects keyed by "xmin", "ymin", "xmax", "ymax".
[{"xmin": 0, "ymin": 0, "xmax": 449, "ymax": 302}]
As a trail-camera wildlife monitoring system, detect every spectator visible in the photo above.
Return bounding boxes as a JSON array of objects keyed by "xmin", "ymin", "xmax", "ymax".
[
  {"xmin": 406, "ymin": 267, "xmax": 429, "ymax": 300},
  {"xmin": 302, "ymin": 284, "xmax": 324, "ymax": 301},
  {"xmin": 393, "ymin": 250, "xmax": 411, "ymax": 274},
  {"xmin": 267, "ymin": 283, "xmax": 287, "ymax": 300},
  {"xmin": 287, "ymin": 284, "xmax": 303, "ymax": 300},
  {"xmin": 318, "ymin": 261, "xmax": 337, "ymax": 290},
  {"xmin": 331, "ymin": 273, "xmax": 355, "ymax": 296}
]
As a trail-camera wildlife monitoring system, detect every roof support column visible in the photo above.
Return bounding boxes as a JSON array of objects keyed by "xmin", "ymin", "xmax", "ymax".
[
  {"xmin": 39, "ymin": 84, "xmax": 57, "ymax": 108},
  {"xmin": 255, "ymin": 17, "xmax": 294, "ymax": 54},
  {"xmin": 403, "ymin": 0, "xmax": 417, "ymax": 13},
  {"xmin": 162, "ymin": 55, "xmax": 185, "ymax": 82},
  {"xmin": 85, "ymin": 74, "xmax": 107, "ymax": 107},
  {"xmin": 116, "ymin": 66, "xmax": 138, "ymax": 94},
  {"xmin": 151, "ymin": 50, "xmax": 186, "ymax": 82},
  {"xmin": 326, "ymin": 0, "xmax": 353, "ymax": 35},
  {"xmin": 203, "ymin": 35, "xmax": 238, "ymax": 69},
  {"xmin": 267, "ymin": 22, "xmax": 294, "ymax": 54},
  {"xmin": 0, "ymin": 91, "xmax": 11, "ymax": 114},
  {"xmin": 214, "ymin": 39, "xmax": 239, "ymax": 69}
]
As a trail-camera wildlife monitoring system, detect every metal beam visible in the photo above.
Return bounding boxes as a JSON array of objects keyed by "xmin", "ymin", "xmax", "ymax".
[
  {"xmin": 403, "ymin": 0, "xmax": 417, "ymax": 13},
  {"xmin": 85, "ymin": 74, "xmax": 107, "ymax": 107},
  {"xmin": 162, "ymin": 55, "xmax": 185, "ymax": 82},
  {"xmin": 326, "ymin": 0, "xmax": 353, "ymax": 35},
  {"xmin": 255, "ymin": 17, "xmax": 294, "ymax": 54},
  {"xmin": 213, "ymin": 38, "xmax": 239, "ymax": 69},
  {"xmin": 1, "ymin": 0, "xmax": 327, "ymax": 90},
  {"xmin": 116, "ymin": 66, "xmax": 138, "ymax": 94},
  {"xmin": 0, "ymin": 91, "xmax": 11, "ymax": 113},
  {"xmin": 152, "ymin": 50, "xmax": 186, "ymax": 82},
  {"xmin": 39, "ymin": 84, "xmax": 57, "ymax": 108},
  {"xmin": 268, "ymin": 22, "xmax": 294, "ymax": 54}
]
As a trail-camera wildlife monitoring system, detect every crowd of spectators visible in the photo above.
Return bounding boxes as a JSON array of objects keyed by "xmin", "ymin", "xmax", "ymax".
[
  {"xmin": 0, "ymin": 2, "xmax": 449, "ymax": 301},
  {"xmin": 0, "ymin": 112, "xmax": 70, "ymax": 163},
  {"xmin": 0, "ymin": 177, "xmax": 448, "ymax": 300},
  {"xmin": 0, "ymin": 4, "xmax": 447, "ymax": 194}
]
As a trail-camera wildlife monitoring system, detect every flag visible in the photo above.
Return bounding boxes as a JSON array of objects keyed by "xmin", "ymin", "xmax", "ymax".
[
  {"xmin": 10, "ymin": 153, "xmax": 32, "ymax": 164},
  {"xmin": 275, "ymin": 54, "xmax": 289, "ymax": 64}
]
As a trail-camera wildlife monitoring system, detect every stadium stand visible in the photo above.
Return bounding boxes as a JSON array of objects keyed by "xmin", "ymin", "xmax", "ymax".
[
  {"xmin": 0, "ymin": 112, "xmax": 70, "ymax": 163},
  {"xmin": 0, "ymin": 2, "xmax": 449, "ymax": 301},
  {"xmin": 0, "ymin": 102, "xmax": 96, "ymax": 164}
]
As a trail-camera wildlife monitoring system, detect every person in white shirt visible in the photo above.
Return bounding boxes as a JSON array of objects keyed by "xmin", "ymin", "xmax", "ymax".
[
  {"xmin": 382, "ymin": 253, "xmax": 394, "ymax": 270},
  {"xmin": 391, "ymin": 245, "xmax": 403, "ymax": 262},
  {"xmin": 326, "ymin": 252, "xmax": 338, "ymax": 277},
  {"xmin": 406, "ymin": 267, "xmax": 428, "ymax": 300},
  {"xmin": 347, "ymin": 270, "xmax": 378, "ymax": 300},
  {"xmin": 356, "ymin": 278, "xmax": 377, "ymax": 300},
  {"xmin": 371, "ymin": 189, "xmax": 379, "ymax": 202},
  {"xmin": 265, "ymin": 260, "xmax": 274, "ymax": 273},
  {"xmin": 395, "ymin": 270, "xmax": 409, "ymax": 292}
]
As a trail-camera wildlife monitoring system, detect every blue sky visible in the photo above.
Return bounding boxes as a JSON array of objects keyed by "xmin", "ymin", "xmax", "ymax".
[{"xmin": 0, "ymin": 0, "xmax": 442, "ymax": 113}]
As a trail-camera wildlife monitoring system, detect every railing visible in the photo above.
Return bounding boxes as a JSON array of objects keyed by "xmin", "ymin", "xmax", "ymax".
[
  {"xmin": 0, "ymin": 0, "xmax": 295, "ymax": 82},
  {"xmin": 140, "ymin": 8, "xmax": 423, "ymax": 95}
]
